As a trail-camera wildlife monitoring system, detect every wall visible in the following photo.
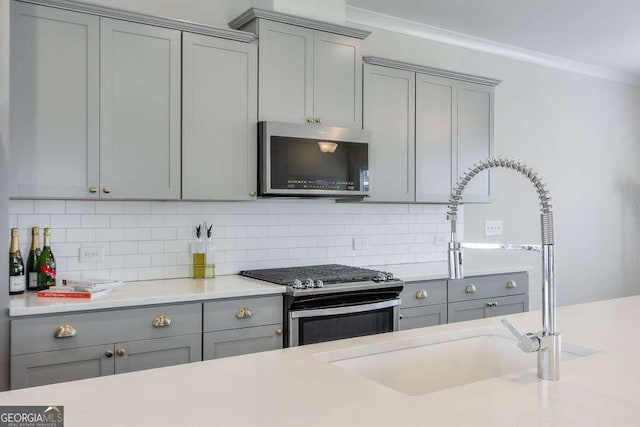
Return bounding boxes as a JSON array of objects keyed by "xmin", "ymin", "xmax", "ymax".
[
  {"xmin": 0, "ymin": 0, "xmax": 11, "ymax": 391},
  {"xmin": 9, "ymin": 200, "xmax": 453, "ymax": 281}
]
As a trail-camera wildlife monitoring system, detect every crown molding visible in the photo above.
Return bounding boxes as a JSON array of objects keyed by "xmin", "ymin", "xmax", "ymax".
[
  {"xmin": 347, "ymin": 6, "xmax": 640, "ymax": 86},
  {"xmin": 364, "ymin": 56, "xmax": 500, "ymax": 87},
  {"xmin": 19, "ymin": 0, "xmax": 256, "ymax": 43},
  {"xmin": 230, "ymin": 8, "xmax": 370, "ymax": 40}
]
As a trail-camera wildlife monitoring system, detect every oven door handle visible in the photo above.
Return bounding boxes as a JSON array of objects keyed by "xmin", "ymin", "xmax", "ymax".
[{"xmin": 289, "ymin": 299, "xmax": 401, "ymax": 319}]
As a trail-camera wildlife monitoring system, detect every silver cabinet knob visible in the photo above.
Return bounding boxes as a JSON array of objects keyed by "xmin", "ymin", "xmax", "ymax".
[
  {"xmin": 415, "ymin": 289, "xmax": 427, "ymax": 299},
  {"xmin": 89, "ymin": 187, "xmax": 98, "ymax": 193},
  {"xmin": 314, "ymin": 117, "xmax": 322, "ymax": 123},
  {"xmin": 465, "ymin": 284, "xmax": 477, "ymax": 293},
  {"xmin": 276, "ymin": 328, "xmax": 283, "ymax": 336},
  {"xmin": 102, "ymin": 186, "xmax": 112, "ymax": 194},
  {"xmin": 249, "ymin": 191, "xmax": 257, "ymax": 197},
  {"xmin": 506, "ymin": 280, "xmax": 517, "ymax": 289},
  {"xmin": 116, "ymin": 348, "xmax": 126, "ymax": 357},
  {"xmin": 306, "ymin": 117, "xmax": 313, "ymax": 123},
  {"xmin": 105, "ymin": 350, "xmax": 114, "ymax": 358}
]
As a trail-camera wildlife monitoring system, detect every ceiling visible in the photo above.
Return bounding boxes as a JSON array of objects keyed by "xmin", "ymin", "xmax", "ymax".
[{"xmin": 346, "ymin": 0, "xmax": 640, "ymax": 78}]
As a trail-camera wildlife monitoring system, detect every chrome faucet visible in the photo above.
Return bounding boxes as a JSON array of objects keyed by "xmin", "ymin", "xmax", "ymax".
[{"xmin": 447, "ymin": 157, "xmax": 560, "ymax": 381}]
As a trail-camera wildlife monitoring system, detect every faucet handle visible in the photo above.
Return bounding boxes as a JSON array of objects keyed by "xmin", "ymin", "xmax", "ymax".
[{"xmin": 501, "ymin": 319, "xmax": 541, "ymax": 353}]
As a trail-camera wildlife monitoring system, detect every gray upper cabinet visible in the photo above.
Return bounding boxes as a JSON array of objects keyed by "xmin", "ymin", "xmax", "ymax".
[
  {"xmin": 9, "ymin": 2, "xmax": 100, "ymax": 198},
  {"xmin": 182, "ymin": 33, "xmax": 257, "ymax": 200},
  {"xmin": 364, "ymin": 64, "xmax": 415, "ymax": 202},
  {"xmin": 99, "ymin": 18, "xmax": 181, "ymax": 200},
  {"xmin": 231, "ymin": 11, "xmax": 366, "ymax": 129},
  {"xmin": 456, "ymin": 82, "xmax": 494, "ymax": 202},
  {"xmin": 415, "ymin": 73, "xmax": 457, "ymax": 203},
  {"xmin": 362, "ymin": 57, "xmax": 498, "ymax": 204}
]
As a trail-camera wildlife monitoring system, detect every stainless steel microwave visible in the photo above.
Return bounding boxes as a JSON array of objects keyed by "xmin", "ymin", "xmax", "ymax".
[{"xmin": 258, "ymin": 121, "xmax": 370, "ymax": 197}]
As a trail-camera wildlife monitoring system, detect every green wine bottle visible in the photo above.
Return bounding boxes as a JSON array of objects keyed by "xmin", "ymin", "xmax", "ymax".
[
  {"xmin": 9, "ymin": 228, "xmax": 25, "ymax": 295},
  {"xmin": 26, "ymin": 226, "xmax": 41, "ymax": 291},
  {"xmin": 37, "ymin": 228, "xmax": 56, "ymax": 290}
]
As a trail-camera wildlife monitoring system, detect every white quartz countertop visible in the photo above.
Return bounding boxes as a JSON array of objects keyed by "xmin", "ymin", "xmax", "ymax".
[
  {"xmin": 1, "ymin": 295, "xmax": 637, "ymax": 426},
  {"xmin": 8, "ymin": 264, "xmax": 531, "ymax": 316},
  {"xmin": 8, "ymin": 276, "xmax": 284, "ymax": 316}
]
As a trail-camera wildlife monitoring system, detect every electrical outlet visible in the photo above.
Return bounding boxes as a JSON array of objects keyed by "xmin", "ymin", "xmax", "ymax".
[
  {"xmin": 80, "ymin": 246, "xmax": 105, "ymax": 263},
  {"xmin": 353, "ymin": 236, "xmax": 369, "ymax": 251},
  {"xmin": 484, "ymin": 220, "xmax": 503, "ymax": 236}
]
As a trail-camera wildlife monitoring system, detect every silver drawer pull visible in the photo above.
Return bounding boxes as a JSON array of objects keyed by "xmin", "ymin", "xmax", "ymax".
[
  {"xmin": 506, "ymin": 280, "xmax": 517, "ymax": 289},
  {"xmin": 236, "ymin": 307, "xmax": 253, "ymax": 319},
  {"xmin": 415, "ymin": 289, "xmax": 427, "ymax": 299},
  {"xmin": 54, "ymin": 325, "xmax": 77, "ymax": 338},
  {"xmin": 486, "ymin": 301, "xmax": 498, "ymax": 307},
  {"xmin": 152, "ymin": 315, "xmax": 172, "ymax": 327},
  {"xmin": 465, "ymin": 284, "xmax": 477, "ymax": 293}
]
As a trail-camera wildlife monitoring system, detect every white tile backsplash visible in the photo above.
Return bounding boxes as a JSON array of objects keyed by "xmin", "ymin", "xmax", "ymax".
[{"xmin": 9, "ymin": 200, "xmax": 462, "ymax": 281}]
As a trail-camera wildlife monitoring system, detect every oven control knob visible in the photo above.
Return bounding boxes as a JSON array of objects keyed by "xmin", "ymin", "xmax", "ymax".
[
  {"xmin": 304, "ymin": 278, "xmax": 315, "ymax": 288},
  {"xmin": 292, "ymin": 279, "xmax": 303, "ymax": 289},
  {"xmin": 385, "ymin": 272, "xmax": 394, "ymax": 281},
  {"xmin": 374, "ymin": 272, "xmax": 386, "ymax": 282},
  {"xmin": 314, "ymin": 280, "xmax": 324, "ymax": 288}
]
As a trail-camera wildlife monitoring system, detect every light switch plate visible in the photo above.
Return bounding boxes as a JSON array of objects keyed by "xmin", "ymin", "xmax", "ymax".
[
  {"xmin": 484, "ymin": 220, "xmax": 503, "ymax": 236},
  {"xmin": 80, "ymin": 246, "xmax": 105, "ymax": 262}
]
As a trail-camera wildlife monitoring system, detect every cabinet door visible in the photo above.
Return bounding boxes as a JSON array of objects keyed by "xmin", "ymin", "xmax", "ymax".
[
  {"xmin": 448, "ymin": 295, "xmax": 528, "ymax": 324},
  {"xmin": 10, "ymin": 3, "xmax": 99, "ymax": 198},
  {"xmin": 11, "ymin": 345, "xmax": 114, "ymax": 389},
  {"xmin": 399, "ymin": 304, "xmax": 447, "ymax": 331},
  {"xmin": 415, "ymin": 74, "xmax": 457, "ymax": 203},
  {"xmin": 258, "ymin": 20, "xmax": 314, "ymax": 124},
  {"xmin": 114, "ymin": 334, "xmax": 201, "ymax": 374},
  {"xmin": 203, "ymin": 324, "xmax": 283, "ymax": 360},
  {"xmin": 313, "ymin": 31, "xmax": 362, "ymax": 128},
  {"xmin": 363, "ymin": 64, "xmax": 415, "ymax": 202},
  {"xmin": 100, "ymin": 18, "xmax": 181, "ymax": 199},
  {"xmin": 457, "ymin": 82, "xmax": 494, "ymax": 202},
  {"xmin": 182, "ymin": 33, "xmax": 257, "ymax": 200}
]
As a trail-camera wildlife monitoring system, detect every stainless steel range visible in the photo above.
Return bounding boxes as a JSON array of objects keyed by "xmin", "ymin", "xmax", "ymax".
[{"xmin": 241, "ymin": 264, "xmax": 403, "ymax": 347}]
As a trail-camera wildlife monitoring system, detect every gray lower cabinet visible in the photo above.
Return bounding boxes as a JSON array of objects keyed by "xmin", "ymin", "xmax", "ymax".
[
  {"xmin": 399, "ymin": 304, "xmax": 447, "ymax": 331},
  {"xmin": 448, "ymin": 294, "xmax": 529, "ymax": 324},
  {"xmin": 10, "ymin": 302, "xmax": 202, "ymax": 389},
  {"xmin": 203, "ymin": 325, "xmax": 282, "ymax": 360},
  {"xmin": 398, "ymin": 280, "xmax": 447, "ymax": 331},
  {"xmin": 203, "ymin": 295, "xmax": 283, "ymax": 360}
]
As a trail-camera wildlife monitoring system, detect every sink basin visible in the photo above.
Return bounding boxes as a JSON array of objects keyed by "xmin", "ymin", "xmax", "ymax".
[{"xmin": 314, "ymin": 326, "xmax": 598, "ymax": 396}]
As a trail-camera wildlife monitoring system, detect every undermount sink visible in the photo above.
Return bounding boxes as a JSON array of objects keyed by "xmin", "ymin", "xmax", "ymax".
[{"xmin": 314, "ymin": 326, "xmax": 598, "ymax": 396}]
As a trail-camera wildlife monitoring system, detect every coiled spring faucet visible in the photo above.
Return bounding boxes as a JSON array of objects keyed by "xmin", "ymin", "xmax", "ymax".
[{"xmin": 447, "ymin": 157, "xmax": 560, "ymax": 381}]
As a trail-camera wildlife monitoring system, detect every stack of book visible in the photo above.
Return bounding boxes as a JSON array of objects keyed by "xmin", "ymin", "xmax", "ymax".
[{"xmin": 37, "ymin": 278, "xmax": 123, "ymax": 299}]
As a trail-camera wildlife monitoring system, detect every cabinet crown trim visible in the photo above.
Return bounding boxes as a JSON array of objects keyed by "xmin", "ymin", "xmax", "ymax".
[
  {"xmin": 364, "ymin": 56, "xmax": 501, "ymax": 87},
  {"xmin": 229, "ymin": 8, "xmax": 371, "ymax": 40},
  {"xmin": 17, "ymin": 0, "xmax": 257, "ymax": 43}
]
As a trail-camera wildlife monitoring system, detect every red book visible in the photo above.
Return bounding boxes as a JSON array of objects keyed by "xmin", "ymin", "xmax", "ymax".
[{"xmin": 37, "ymin": 288, "xmax": 112, "ymax": 299}]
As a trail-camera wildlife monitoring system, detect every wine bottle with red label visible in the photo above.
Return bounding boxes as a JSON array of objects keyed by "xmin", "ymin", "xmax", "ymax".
[{"xmin": 37, "ymin": 228, "xmax": 56, "ymax": 290}]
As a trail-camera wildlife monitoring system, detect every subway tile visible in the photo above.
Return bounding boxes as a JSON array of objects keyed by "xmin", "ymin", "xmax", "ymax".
[
  {"xmin": 51, "ymin": 243, "xmax": 82, "ymax": 257},
  {"xmin": 176, "ymin": 202, "xmax": 201, "ymax": 214},
  {"xmin": 66, "ymin": 258, "xmax": 98, "ymax": 271},
  {"xmin": 96, "ymin": 201, "xmax": 124, "ymax": 214},
  {"xmin": 125, "ymin": 254, "xmax": 151, "ymax": 268},
  {"xmin": 10, "ymin": 200, "xmax": 34, "ymax": 214},
  {"xmin": 96, "ymin": 255, "xmax": 125, "ymax": 269},
  {"xmin": 138, "ymin": 240, "xmax": 164, "ymax": 254},
  {"xmin": 152, "ymin": 253, "xmax": 177, "ymax": 267},
  {"xmin": 96, "ymin": 228, "xmax": 125, "ymax": 242},
  {"xmin": 176, "ymin": 227, "xmax": 194, "ymax": 240},
  {"xmin": 111, "ymin": 241, "xmax": 138, "ymax": 255},
  {"xmin": 163, "ymin": 265, "xmax": 189, "ymax": 279},
  {"xmin": 123, "ymin": 202, "xmax": 151, "ymax": 214},
  {"xmin": 111, "ymin": 268, "xmax": 139, "ymax": 281},
  {"xmin": 137, "ymin": 215, "xmax": 164, "ymax": 227},
  {"xmin": 137, "ymin": 267, "xmax": 164, "ymax": 281},
  {"xmin": 66, "ymin": 201, "xmax": 95, "ymax": 214},
  {"xmin": 163, "ymin": 215, "xmax": 190, "ymax": 227},
  {"xmin": 164, "ymin": 239, "xmax": 190, "ymax": 253},
  {"xmin": 34, "ymin": 200, "xmax": 66, "ymax": 214},
  {"xmin": 82, "ymin": 215, "xmax": 110, "ymax": 228},
  {"xmin": 66, "ymin": 228, "xmax": 96, "ymax": 242},
  {"xmin": 152, "ymin": 227, "xmax": 177, "ymax": 241},
  {"xmin": 9, "ymin": 215, "xmax": 17, "ymax": 228},
  {"xmin": 225, "ymin": 250, "xmax": 247, "ymax": 262},
  {"xmin": 176, "ymin": 253, "xmax": 191, "ymax": 265},
  {"xmin": 18, "ymin": 215, "xmax": 50, "ymax": 229},
  {"xmin": 110, "ymin": 215, "xmax": 138, "ymax": 228},
  {"xmin": 124, "ymin": 228, "xmax": 151, "ymax": 241},
  {"xmin": 51, "ymin": 215, "xmax": 81, "ymax": 228},
  {"xmin": 151, "ymin": 201, "xmax": 177, "ymax": 214}
]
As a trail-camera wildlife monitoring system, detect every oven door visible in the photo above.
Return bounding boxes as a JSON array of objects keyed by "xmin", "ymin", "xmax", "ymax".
[{"xmin": 288, "ymin": 299, "xmax": 400, "ymax": 347}]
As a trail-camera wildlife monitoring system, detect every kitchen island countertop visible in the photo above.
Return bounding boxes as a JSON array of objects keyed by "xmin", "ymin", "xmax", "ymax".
[{"xmin": 0, "ymin": 295, "xmax": 637, "ymax": 426}]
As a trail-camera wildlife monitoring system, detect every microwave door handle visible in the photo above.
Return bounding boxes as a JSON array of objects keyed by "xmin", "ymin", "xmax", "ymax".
[{"xmin": 289, "ymin": 299, "xmax": 400, "ymax": 319}]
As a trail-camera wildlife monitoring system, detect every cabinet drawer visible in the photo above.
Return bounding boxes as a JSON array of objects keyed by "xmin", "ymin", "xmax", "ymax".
[
  {"xmin": 448, "ymin": 272, "xmax": 528, "ymax": 302},
  {"xmin": 400, "ymin": 280, "xmax": 446, "ymax": 308},
  {"xmin": 203, "ymin": 295, "xmax": 282, "ymax": 332},
  {"xmin": 398, "ymin": 304, "xmax": 447, "ymax": 331},
  {"xmin": 11, "ymin": 303, "xmax": 202, "ymax": 355},
  {"xmin": 448, "ymin": 294, "xmax": 529, "ymax": 324},
  {"xmin": 203, "ymin": 324, "xmax": 283, "ymax": 360}
]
